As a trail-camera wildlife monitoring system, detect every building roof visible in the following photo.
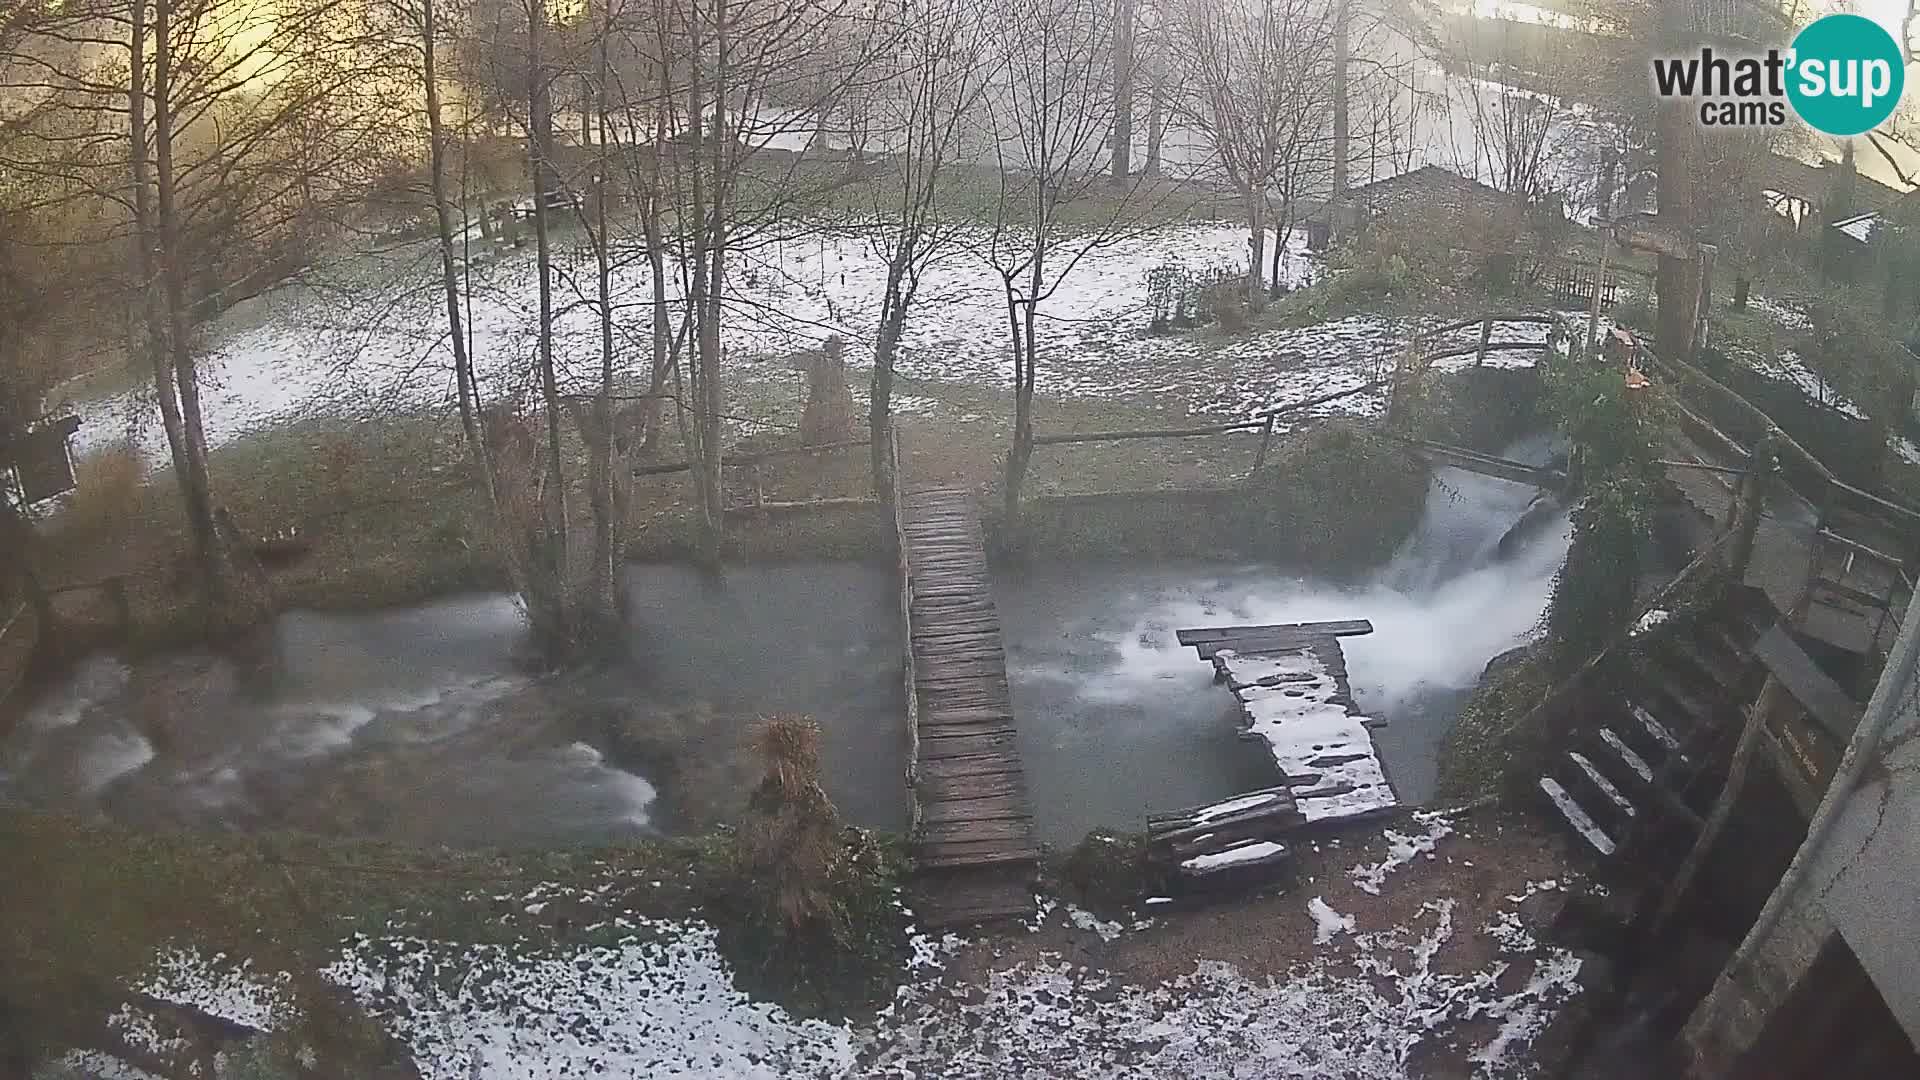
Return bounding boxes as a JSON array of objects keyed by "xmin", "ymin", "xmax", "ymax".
[
  {"xmin": 1760, "ymin": 152, "xmax": 1905, "ymax": 216},
  {"xmin": 1346, "ymin": 165, "xmax": 1508, "ymax": 210}
]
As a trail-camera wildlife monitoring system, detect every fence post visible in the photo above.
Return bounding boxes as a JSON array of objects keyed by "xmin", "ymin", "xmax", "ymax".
[
  {"xmin": 1253, "ymin": 415, "xmax": 1276, "ymax": 473},
  {"xmin": 1475, "ymin": 317, "xmax": 1492, "ymax": 367},
  {"xmin": 1726, "ymin": 431, "xmax": 1779, "ymax": 581}
]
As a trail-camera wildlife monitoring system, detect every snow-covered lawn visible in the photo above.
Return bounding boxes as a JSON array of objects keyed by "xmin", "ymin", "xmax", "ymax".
[
  {"xmin": 63, "ymin": 221, "xmax": 1554, "ymax": 469},
  {"xmin": 72, "ymin": 814, "xmax": 1589, "ymax": 1080}
]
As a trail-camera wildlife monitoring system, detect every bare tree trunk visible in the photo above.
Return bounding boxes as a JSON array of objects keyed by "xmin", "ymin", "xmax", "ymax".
[
  {"xmin": 422, "ymin": 0, "xmax": 499, "ymax": 508},
  {"xmin": 1111, "ymin": 0, "xmax": 1135, "ymax": 183},
  {"xmin": 639, "ymin": 59, "xmax": 672, "ymax": 456},
  {"xmin": 640, "ymin": 192, "xmax": 670, "ymax": 454},
  {"xmin": 1332, "ymin": 0, "xmax": 1350, "ymax": 200},
  {"xmin": 127, "ymin": 0, "xmax": 192, "ymax": 492},
  {"xmin": 1654, "ymin": 96, "xmax": 1700, "ymax": 363},
  {"xmin": 870, "ymin": 261, "xmax": 909, "ymax": 502},
  {"xmin": 154, "ymin": 0, "xmax": 266, "ymax": 636},
  {"xmin": 1245, "ymin": 190, "xmax": 1266, "ymax": 303},
  {"xmin": 1144, "ymin": 70, "xmax": 1164, "ymax": 181},
  {"xmin": 1002, "ymin": 246, "xmax": 1044, "ymax": 524},
  {"xmin": 684, "ymin": 0, "xmax": 728, "ymax": 566},
  {"xmin": 586, "ymin": 11, "xmax": 619, "ymax": 630},
  {"xmin": 528, "ymin": 0, "xmax": 571, "ymax": 645}
]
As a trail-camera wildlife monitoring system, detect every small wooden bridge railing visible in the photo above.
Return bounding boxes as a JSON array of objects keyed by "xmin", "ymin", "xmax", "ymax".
[
  {"xmin": 1410, "ymin": 312, "xmax": 1563, "ymax": 369},
  {"xmin": 632, "ymin": 437, "xmax": 874, "ymax": 514},
  {"xmin": 1028, "ymin": 381, "xmax": 1386, "ymax": 482}
]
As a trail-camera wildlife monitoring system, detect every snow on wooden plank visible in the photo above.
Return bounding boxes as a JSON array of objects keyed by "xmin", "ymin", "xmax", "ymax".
[
  {"xmin": 1180, "ymin": 839, "xmax": 1290, "ymax": 875},
  {"xmin": 1539, "ymin": 777, "xmax": 1617, "ymax": 856},
  {"xmin": 1176, "ymin": 620, "xmax": 1374, "ymax": 645},
  {"xmin": 1568, "ymin": 751, "xmax": 1636, "ymax": 818},
  {"xmin": 1147, "ymin": 786, "xmax": 1295, "ymax": 829},
  {"xmin": 1205, "ymin": 644, "xmax": 1400, "ymax": 827},
  {"xmin": 1599, "ymin": 727, "xmax": 1654, "ymax": 783}
]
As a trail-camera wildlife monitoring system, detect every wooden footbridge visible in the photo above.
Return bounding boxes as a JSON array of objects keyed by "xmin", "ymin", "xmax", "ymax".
[{"xmin": 895, "ymin": 486, "xmax": 1039, "ymax": 926}]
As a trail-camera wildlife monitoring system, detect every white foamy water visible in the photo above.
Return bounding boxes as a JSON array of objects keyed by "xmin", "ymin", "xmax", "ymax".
[{"xmin": 1001, "ymin": 445, "xmax": 1570, "ymax": 837}]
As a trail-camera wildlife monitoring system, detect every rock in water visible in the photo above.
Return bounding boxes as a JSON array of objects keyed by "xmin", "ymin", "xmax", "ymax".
[
  {"xmin": 1496, "ymin": 494, "xmax": 1563, "ymax": 561},
  {"xmin": 798, "ymin": 335, "xmax": 855, "ymax": 446}
]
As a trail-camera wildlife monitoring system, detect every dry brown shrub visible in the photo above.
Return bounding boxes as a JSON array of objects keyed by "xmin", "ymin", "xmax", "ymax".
[
  {"xmin": 61, "ymin": 440, "xmax": 141, "ymax": 537},
  {"xmin": 743, "ymin": 714, "xmax": 843, "ymax": 931}
]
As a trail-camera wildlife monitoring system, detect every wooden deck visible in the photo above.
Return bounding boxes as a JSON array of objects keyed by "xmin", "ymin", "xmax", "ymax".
[
  {"xmin": 898, "ymin": 488, "xmax": 1038, "ymax": 926},
  {"xmin": 1178, "ymin": 621, "xmax": 1400, "ymax": 826}
]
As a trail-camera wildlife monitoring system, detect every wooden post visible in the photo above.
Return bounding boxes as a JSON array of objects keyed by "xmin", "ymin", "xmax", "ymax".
[
  {"xmin": 1253, "ymin": 414, "xmax": 1276, "ymax": 473},
  {"xmin": 1691, "ymin": 243, "xmax": 1718, "ymax": 357},
  {"xmin": 1650, "ymin": 679, "xmax": 1778, "ymax": 938},
  {"xmin": 1726, "ymin": 432, "xmax": 1779, "ymax": 581},
  {"xmin": 1586, "ymin": 236, "xmax": 1611, "ymax": 359},
  {"xmin": 1475, "ymin": 317, "xmax": 1493, "ymax": 367}
]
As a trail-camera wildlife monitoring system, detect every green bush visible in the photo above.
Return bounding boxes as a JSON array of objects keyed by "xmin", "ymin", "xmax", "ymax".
[
  {"xmin": 1059, "ymin": 829, "xmax": 1157, "ymax": 915},
  {"xmin": 1434, "ymin": 645, "xmax": 1554, "ymax": 799},
  {"xmin": 1546, "ymin": 479, "xmax": 1647, "ymax": 663}
]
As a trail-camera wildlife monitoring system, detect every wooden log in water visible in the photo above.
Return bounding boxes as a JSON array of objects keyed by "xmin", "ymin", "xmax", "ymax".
[
  {"xmin": 1146, "ymin": 795, "xmax": 1304, "ymax": 851},
  {"xmin": 1173, "ymin": 838, "xmax": 1293, "ymax": 889},
  {"xmin": 1146, "ymin": 785, "xmax": 1295, "ymax": 830}
]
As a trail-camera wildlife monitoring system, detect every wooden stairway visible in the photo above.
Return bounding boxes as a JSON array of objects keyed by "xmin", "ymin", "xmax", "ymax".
[{"xmin": 1534, "ymin": 592, "xmax": 1771, "ymax": 867}]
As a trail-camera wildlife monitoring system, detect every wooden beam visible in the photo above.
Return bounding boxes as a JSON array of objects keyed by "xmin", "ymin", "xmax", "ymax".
[
  {"xmin": 1396, "ymin": 438, "xmax": 1565, "ymax": 489},
  {"xmin": 634, "ymin": 437, "xmax": 870, "ymax": 477},
  {"xmin": 1752, "ymin": 624, "xmax": 1862, "ymax": 744},
  {"xmin": 1176, "ymin": 619, "xmax": 1374, "ymax": 646},
  {"xmin": 1256, "ymin": 380, "xmax": 1385, "ymax": 419},
  {"xmin": 1651, "ymin": 685, "xmax": 1771, "ymax": 937},
  {"xmin": 1031, "ymin": 421, "xmax": 1265, "ymax": 446}
]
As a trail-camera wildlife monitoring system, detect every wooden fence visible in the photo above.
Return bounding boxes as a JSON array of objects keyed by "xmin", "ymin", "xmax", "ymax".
[
  {"xmin": 632, "ymin": 437, "xmax": 876, "ymax": 515},
  {"xmin": 1028, "ymin": 381, "xmax": 1387, "ymax": 482}
]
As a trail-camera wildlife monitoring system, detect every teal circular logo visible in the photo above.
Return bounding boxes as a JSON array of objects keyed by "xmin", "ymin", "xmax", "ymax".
[{"xmin": 1787, "ymin": 14, "xmax": 1905, "ymax": 136}]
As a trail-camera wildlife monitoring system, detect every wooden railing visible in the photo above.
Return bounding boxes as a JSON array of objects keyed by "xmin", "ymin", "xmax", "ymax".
[
  {"xmin": 1412, "ymin": 312, "xmax": 1562, "ymax": 368},
  {"xmin": 1029, "ymin": 381, "xmax": 1386, "ymax": 480},
  {"xmin": 632, "ymin": 437, "xmax": 875, "ymax": 514},
  {"xmin": 1626, "ymin": 336, "xmax": 1917, "ymax": 657},
  {"xmin": 888, "ymin": 426, "xmax": 921, "ymax": 829}
]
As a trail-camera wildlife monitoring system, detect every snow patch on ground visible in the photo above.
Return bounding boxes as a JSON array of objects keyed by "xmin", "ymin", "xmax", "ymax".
[
  {"xmin": 1348, "ymin": 812, "xmax": 1456, "ymax": 895},
  {"xmin": 67, "ymin": 219, "xmax": 1574, "ymax": 472},
  {"xmin": 326, "ymin": 923, "xmax": 858, "ymax": 1078},
  {"xmin": 1894, "ymin": 435, "xmax": 1920, "ymax": 467},
  {"xmin": 1743, "ymin": 348, "xmax": 1868, "ymax": 419},
  {"xmin": 111, "ymin": 881, "xmax": 1583, "ymax": 1080},
  {"xmin": 1632, "ymin": 608, "xmax": 1671, "ymax": 636},
  {"xmin": 1309, "ymin": 896, "xmax": 1356, "ymax": 944},
  {"xmin": 875, "ymin": 897, "xmax": 1581, "ymax": 1078},
  {"xmin": 1746, "ymin": 295, "xmax": 1813, "ymax": 333},
  {"xmin": 1065, "ymin": 904, "xmax": 1127, "ymax": 943}
]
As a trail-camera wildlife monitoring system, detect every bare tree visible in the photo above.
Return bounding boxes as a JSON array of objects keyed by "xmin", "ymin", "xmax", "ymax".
[
  {"xmin": 650, "ymin": 0, "xmax": 888, "ymax": 561},
  {"xmin": 980, "ymin": 0, "xmax": 1154, "ymax": 520},
  {"xmin": 5, "ymin": 0, "xmax": 383, "ymax": 635},
  {"xmin": 1166, "ymin": 0, "xmax": 1337, "ymax": 299},
  {"xmin": 863, "ymin": 0, "xmax": 995, "ymax": 499},
  {"xmin": 1111, "ymin": 0, "xmax": 1137, "ymax": 183}
]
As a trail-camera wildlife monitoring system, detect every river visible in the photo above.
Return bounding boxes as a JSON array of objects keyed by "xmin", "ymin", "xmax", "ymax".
[
  {"xmin": 7, "ymin": 452, "xmax": 1568, "ymax": 848},
  {"xmin": 1, "ymin": 563, "xmax": 909, "ymax": 846}
]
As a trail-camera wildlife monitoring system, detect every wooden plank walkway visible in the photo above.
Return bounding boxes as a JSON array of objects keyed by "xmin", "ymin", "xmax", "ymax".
[
  {"xmin": 899, "ymin": 488, "xmax": 1038, "ymax": 926},
  {"xmin": 1179, "ymin": 621, "xmax": 1400, "ymax": 827}
]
